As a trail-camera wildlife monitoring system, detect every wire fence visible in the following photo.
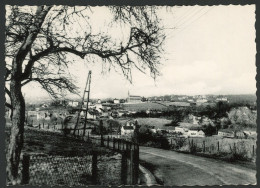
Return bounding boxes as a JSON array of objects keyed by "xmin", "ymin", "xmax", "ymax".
[
  {"xmin": 25, "ymin": 154, "xmax": 93, "ymax": 186},
  {"xmin": 168, "ymin": 137, "xmax": 256, "ymax": 160}
]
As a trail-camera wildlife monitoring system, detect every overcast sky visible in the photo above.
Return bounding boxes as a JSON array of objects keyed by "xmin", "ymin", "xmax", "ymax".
[{"xmin": 21, "ymin": 5, "xmax": 256, "ymax": 100}]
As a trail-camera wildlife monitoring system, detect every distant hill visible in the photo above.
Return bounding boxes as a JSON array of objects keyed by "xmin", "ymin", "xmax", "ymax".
[{"xmin": 224, "ymin": 94, "xmax": 256, "ymax": 105}]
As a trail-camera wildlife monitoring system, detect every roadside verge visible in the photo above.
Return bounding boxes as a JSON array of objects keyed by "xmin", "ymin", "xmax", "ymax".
[{"xmin": 139, "ymin": 164, "xmax": 157, "ymax": 186}]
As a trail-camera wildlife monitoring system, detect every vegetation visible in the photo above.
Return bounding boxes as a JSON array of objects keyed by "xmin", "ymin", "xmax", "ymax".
[{"xmin": 133, "ymin": 125, "xmax": 170, "ymax": 149}]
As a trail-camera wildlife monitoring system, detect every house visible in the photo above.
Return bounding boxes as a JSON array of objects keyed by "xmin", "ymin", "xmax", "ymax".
[
  {"xmin": 235, "ymin": 131, "xmax": 246, "ymax": 138},
  {"xmin": 187, "ymin": 130, "xmax": 205, "ymax": 138},
  {"xmin": 175, "ymin": 126, "xmax": 189, "ymax": 134},
  {"xmin": 243, "ymin": 131, "xmax": 257, "ymax": 139},
  {"xmin": 68, "ymin": 101, "xmax": 79, "ymax": 107},
  {"xmin": 41, "ymin": 104, "xmax": 48, "ymax": 108},
  {"xmin": 94, "ymin": 103, "xmax": 103, "ymax": 112},
  {"xmin": 121, "ymin": 125, "xmax": 135, "ymax": 135},
  {"xmin": 165, "ymin": 126, "xmax": 176, "ymax": 133},
  {"xmin": 178, "ymin": 122, "xmax": 202, "ymax": 131},
  {"xmin": 218, "ymin": 129, "xmax": 235, "ymax": 138},
  {"xmin": 113, "ymin": 99, "xmax": 120, "ymax": 104},
  {"xmin": 80, "ymin": 110, "xmax": 97, "ymax": 120},
  {"xmin": 216, "ymin": 97, "xmax": 228, "ymax": 102},
  {"xmin": 97, "ymin": 99, "xmax": 102, "ymax": 104}
]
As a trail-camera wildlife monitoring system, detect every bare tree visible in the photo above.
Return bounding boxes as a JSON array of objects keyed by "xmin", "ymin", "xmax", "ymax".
[{"xmin": 5, "ymin": 5, "xmax": 165, "ymax": 183}]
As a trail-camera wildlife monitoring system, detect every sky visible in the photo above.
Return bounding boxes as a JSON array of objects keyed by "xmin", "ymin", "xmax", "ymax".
[{"xmin": 20, "ymin": 5, "xmax": 256, "ymax": 101}]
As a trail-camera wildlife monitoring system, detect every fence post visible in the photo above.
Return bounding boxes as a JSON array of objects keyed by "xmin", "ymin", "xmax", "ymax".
[
  {"xmin": 92, "ymin": 151, "xmax": 98, "ymax": 185},
  {"xmin": 203, "ymin": 141, "xmax": 205, "ymax": 152},
  {"xmin": 121, "ymin": 151, "xmax": 127, "ymax": 185},
  {"xmin": 101, "ymin": 134, "xmax": 104, "ymax": 147},
  {"xmin": 21, "ymin": 154, "xmax": 30, "ymax": 185},
  {"xmin": 130, "ymin": 149, "xmax": 134, "ymax": 185},
  {"xmin": 171, "ymin": 139, "xmax": 173, "ymax": 146},
  {"xmin": 122, "ymin": 140, "xmax": 125, "ymax": 150},
  {"xmin": 38, "ymin": 124, "xmax": 40, "ymax": 129},
  {"xmin": 217, "ymin": 141, "xmax": 219, "ymax": 152},
  {"xmin": 118, "ymin": 139, "xmax": 120, "ymax": 150},
  {"xmin": 113, "ymin": 138, "xmax": 115, "ymax": 150},
  {"xmin": 88, "ymin": 131, "xmax": 90, "ymax": 141},
  {"xmin": 134, "ymin": 145, "xmax": 139, "ymax": 184},
  {"xmin": 48, "ymin": 124, "xmax": 49, "ymax": 129},
  {"xmin": 107, "ymin": 136, "xmax": 110, "ymax": 148},
  {"xmin": 253, "ymin": 145, "xmax": 255, "ymax": 156},
  {"xmin": 234, "ymin": 143, "xmax": 236, "ymax": 154}
]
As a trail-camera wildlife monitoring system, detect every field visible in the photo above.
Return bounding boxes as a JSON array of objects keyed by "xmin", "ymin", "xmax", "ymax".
[
  {"xmin": 135, "ymin": 118, "xmax": 172, "ymax": 129},
  {"xmin": 122, "ymin": 102, "xmax": 168, "ymax": 111},
  {"xmin": 116, "ymin": 117, "xmax": 172, "ymax": 130},
  {"xmin": 5, "ymin": 125, "xmax": 96, "ymax": 156}
]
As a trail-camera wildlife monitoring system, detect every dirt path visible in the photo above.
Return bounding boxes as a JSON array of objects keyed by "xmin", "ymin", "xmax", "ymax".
[{"xmin": 139, "ymin": 146, "xmax": 256, "ymax": 186}]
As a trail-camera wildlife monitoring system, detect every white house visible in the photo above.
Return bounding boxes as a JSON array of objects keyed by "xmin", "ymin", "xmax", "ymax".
[
  {"xmin": 121, "ymin": 125, "xmax": 135, "ymax": 135},
  {"xmin": 80, "ymin": 110, "xmax": 97, "ymax": 120},
  {"xmin": 113, "ymin": 99, "xmax": 120, "ymax": 104},
  {"xmin": 216, "ymin": 97, "xmax": 228, "ymax": 102},
  {"xmin": 218, "ymin": 129, "xmax": 235, "ymax": 138},
  {"xmin": 175, "ymin": 127, "xmax": 189, "ymax": 134},
  {"xmin": 68, "ymin": 101, "xmax": 79, "ymax": 107},
  {"xmin": 187, "ymin": 130, "xmax": 205, "ymax": 137}
]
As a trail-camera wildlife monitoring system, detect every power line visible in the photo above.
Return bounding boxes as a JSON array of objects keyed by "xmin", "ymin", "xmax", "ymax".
[
  {"xmin": 167, "ymin": 6, "xmax": 214, "ymax": 40},
  {"xmin": 175, "ymin": 7, "xmax": 206, "ymax": 28}
]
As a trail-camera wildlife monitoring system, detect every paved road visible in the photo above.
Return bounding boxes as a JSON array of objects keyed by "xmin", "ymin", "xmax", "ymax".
[{"xmin": 139, "ymin": 146, "xmax": 256, "ymax": 186}]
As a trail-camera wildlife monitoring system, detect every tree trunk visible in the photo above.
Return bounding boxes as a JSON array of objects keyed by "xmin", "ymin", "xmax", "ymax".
[{"xmin": 6, "ymin": 78, "xmax": 25, "ymax": 184}]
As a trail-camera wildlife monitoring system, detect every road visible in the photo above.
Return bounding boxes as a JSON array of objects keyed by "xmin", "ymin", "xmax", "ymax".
[{"xmin": 139, "ymin": 146, "xmax": 256, "ymax": 186}]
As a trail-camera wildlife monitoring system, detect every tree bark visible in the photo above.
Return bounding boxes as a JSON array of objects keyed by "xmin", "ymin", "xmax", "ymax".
[
  {"xmin": 6, "ymin": 6, "xmax": 51, "ymax": 184},
  {"xmin": 6, "ymin": 72, "xmax": 25, "ymax": 184}
]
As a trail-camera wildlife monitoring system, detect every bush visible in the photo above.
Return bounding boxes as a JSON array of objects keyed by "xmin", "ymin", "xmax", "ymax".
[
  {"xmin": 189, "ymin": 141, "xmax": 198, "ymax": 154},
  {"xmin": 137, "ymin": 131, "xmax": 170, "ymax": 149},
  {"xmin": 228, "ymin": 141, "xmax": 251, "ymax": 161},
  {"xmin": 172, "ymin": 137, "xmax": 187, "ymax": 149}
]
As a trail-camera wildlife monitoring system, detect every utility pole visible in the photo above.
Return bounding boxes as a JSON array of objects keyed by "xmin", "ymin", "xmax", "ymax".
[{"xmin": 73, "ymin": 71, "xmax": 92, "ymax": 136}]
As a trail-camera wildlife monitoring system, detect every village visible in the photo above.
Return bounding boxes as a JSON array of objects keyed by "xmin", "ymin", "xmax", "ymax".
[{"xmin": 7, "ymin": 92, "xmax": 256, "ymax": 142}]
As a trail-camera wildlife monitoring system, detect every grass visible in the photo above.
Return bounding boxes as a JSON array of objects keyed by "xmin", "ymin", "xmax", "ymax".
[
  {"xmin": 5, "ymin": 125, "xmax": 123, "ymax": 185},
  {"xmin": 135, "ymin": 118, "xmax": 172, "ymax": 129},
  {"xmin": 5, "ymin": 126, "xmax": 103, "ymax": 156},
  {"xmin": 122, "ymin": 102, "xmax": 168, "ymax": 111}
]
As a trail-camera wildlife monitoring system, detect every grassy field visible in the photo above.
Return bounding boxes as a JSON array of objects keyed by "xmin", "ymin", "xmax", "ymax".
[
  {"xmin": 122, "ymin": 102, "xmax": 168, "ymax": 111},
  {"xmin": 116, "ymin": 117, "xmax": 172, "ymax": 129},
  {"xmin": 135, "ymin": 118, "xmax": 172, "ymax": 129},
  {"xmin": 5, "ymin": 126, "xmax": 96, "ymax": 156}
]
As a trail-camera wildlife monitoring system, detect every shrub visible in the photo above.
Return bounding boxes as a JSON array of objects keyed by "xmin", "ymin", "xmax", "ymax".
[
  {"xmin": 228, "ymin": 141, "xmax": 251, "ymax": 161},
  {"xmin": 173, "ymin": 137, "xmax": 187, "ymax": 149}
]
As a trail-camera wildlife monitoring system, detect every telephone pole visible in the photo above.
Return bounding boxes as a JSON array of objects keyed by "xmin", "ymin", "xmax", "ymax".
[{"xmin": 73, "ymin": 71, "xmax": 92, "ymax": 136}]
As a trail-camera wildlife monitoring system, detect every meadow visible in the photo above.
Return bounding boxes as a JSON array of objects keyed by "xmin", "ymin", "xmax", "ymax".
[{"xmin": 122, "ymin": 102, "xmax": 168, "ymax": 111}]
